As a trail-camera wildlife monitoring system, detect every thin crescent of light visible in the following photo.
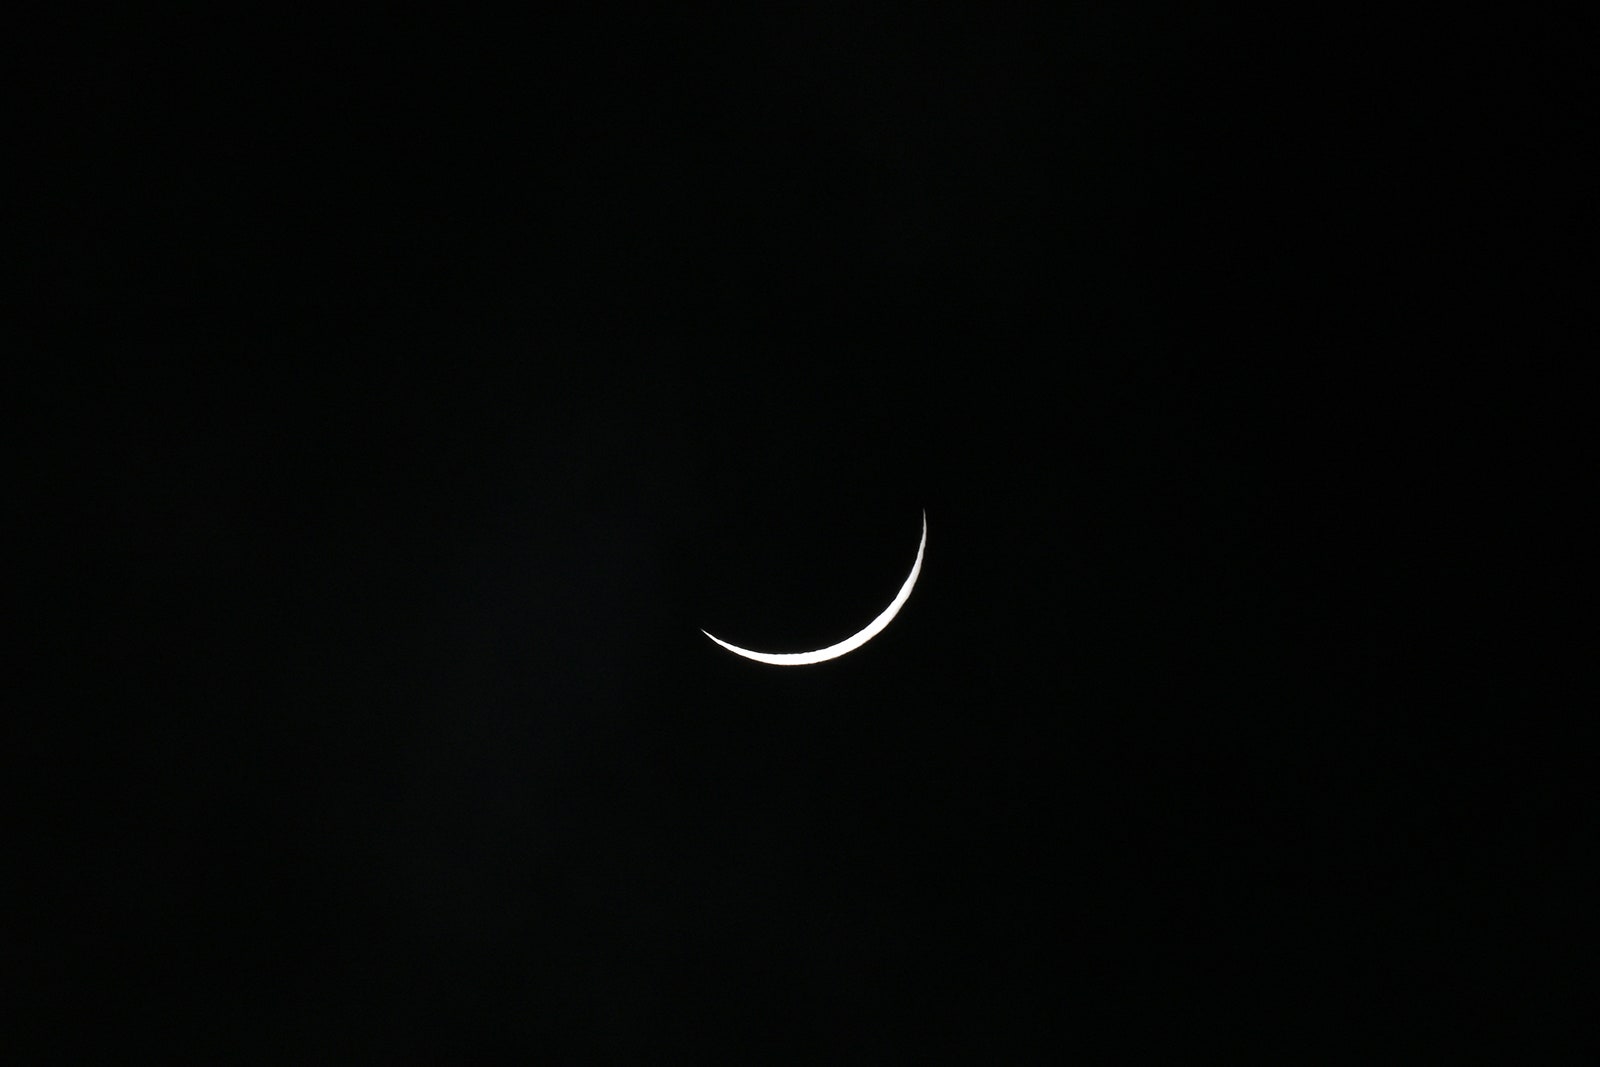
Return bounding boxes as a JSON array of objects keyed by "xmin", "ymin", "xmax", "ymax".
[{"xmin": 701, "ymin": 510, "xmax": 926, "ymax": 666}]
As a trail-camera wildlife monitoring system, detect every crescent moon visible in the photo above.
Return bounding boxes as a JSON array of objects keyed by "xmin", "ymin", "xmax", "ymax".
[{"xmin": 702, "ymin": 510, "xmax": 926, "ymax": 666}]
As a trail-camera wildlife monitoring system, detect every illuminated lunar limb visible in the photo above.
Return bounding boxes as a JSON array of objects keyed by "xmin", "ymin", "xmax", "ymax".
[{"xmin": 702, "ymin": 510, "xmax": 926, "ymax": 666}]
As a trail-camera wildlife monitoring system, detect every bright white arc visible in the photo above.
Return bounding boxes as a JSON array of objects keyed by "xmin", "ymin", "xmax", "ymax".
[{"xmin": 702, "ymin": 511, "xmax": 926, "ymax": 666}]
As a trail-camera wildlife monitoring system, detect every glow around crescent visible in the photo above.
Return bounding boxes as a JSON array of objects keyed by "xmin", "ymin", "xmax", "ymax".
[{"xmin": 701, "ymin": 511, "xmax": 926, "ymax": 666}]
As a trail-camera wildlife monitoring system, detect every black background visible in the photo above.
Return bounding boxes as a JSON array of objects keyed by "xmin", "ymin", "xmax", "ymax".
[{"xmin": 17, "ymin": 5, "xmax": 1583, "ymax": 1060}]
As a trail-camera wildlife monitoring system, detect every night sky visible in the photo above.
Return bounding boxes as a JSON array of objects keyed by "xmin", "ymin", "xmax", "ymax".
[{"xmin": 19, "ymin": 6, "xmax": 1577, "ymax": 1061}]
